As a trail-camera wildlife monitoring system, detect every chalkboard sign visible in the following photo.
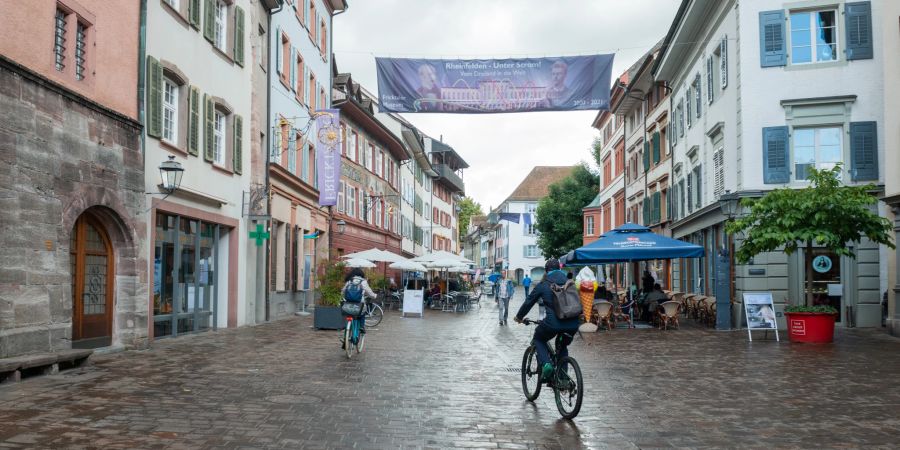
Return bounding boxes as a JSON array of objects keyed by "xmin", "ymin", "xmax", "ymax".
[{"xmin": 742, "ymin": 292, "xmax": 780, "ymax": 341}]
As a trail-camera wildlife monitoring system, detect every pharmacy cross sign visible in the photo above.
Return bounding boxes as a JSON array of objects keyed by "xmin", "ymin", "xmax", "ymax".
[{"xmin": 249, "ymin": 223, "xmax": 269, "ymax": 246}]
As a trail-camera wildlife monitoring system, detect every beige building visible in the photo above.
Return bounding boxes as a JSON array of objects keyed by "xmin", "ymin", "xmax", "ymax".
[{"xmin": 882, "ymin": 1, "xmax": 900, "ymax": 335}]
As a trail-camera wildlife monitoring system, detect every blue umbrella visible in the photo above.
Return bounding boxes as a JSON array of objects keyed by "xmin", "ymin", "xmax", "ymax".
[{"xmin": 565, "ymin": 223, "xmax": 704, "ymax": 264}]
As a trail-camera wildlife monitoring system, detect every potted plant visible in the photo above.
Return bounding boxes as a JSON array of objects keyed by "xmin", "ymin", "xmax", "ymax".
[
  {"xmin": 314, "ymin": 261, "xmax": 346, "ymax": 330},
  {"xmin": 726, "ymin": 165, "xmax": 894, "ymax": 342},
  {"xmin": 784, "ymin": 304, "xmax": 839, "ymax": 343}
]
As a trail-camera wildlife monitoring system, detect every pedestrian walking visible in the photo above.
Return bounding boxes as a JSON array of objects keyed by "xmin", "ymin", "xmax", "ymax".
[
  {"xmin": 522, "ymin": 274, "xmax": 532, "ymax": 297},
  {"xmin": 498, "ymin": 274, "xmax": 514, "ymax": 326}
]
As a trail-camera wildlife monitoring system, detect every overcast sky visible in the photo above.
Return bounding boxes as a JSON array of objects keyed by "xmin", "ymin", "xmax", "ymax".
[{"xmin": 333, "ymin": 0, "xmax": 681, "ymax": 211}]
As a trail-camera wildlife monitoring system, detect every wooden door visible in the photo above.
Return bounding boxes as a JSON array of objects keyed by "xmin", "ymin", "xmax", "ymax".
[{"xmin": 71, "ymin": 213, "xmax": 114, "ymax": 345}]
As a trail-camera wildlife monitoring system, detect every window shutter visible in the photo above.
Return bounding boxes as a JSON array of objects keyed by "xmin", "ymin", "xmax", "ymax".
[
  {"xmin": 188, "ymin": 86, "xmax": 200, "ymax": 155},
  {"xmin": 694, "ymin": 166, "xmax": 703, "ymax": 207},
  {"xmin": 845, "ymin": 2, "xmax": 873, "ymax": 60},
  {"xmin": 289, "ymin": 46, "xmax": 296, "ymax": 91},
  {"xmin": 652, "ymin": 132, "xmax": 660, "ymax": 164},
  {"xmin": 233, "ymin": 114, "xmax": 243, "ymax": 174},
  {"xmin": 678, "ymin": 99, "xmax": 685, "ymax": 137},
  {"xmin": 643, "ymin": 200, "xmax": 649, "ymax": 225},
  {"xmin": 686, "ymin": 89, "xmax": 692, "ymax": 127},
  {"xmin": 274, "ymin": 26, "xmax": 282, "ymax": 74},
  {"xmin": 687, "ymin": 173, "xmax": 693, "ymax": 212},
  {"xmin": 759, "ymin": 10, "xmax": 786, "ymax": 67},
  {"xmin": 203, "ymin": 0, "xmax": 215, "ymax": 43},
  {"xmin": 303, "ymin": 66, "xmax": 310, "ymax": 104},
  {"xmin": 146, "ymin": 56, "xmax": 162, "ymax": 138},
  {"xmin": 189, "ymin": 0, "xmax": 201, "ymax": 29},
  {"xmin": 694, "ymin": 75, "xmax": 701, "ymax": 118},
  {"xmin": 706, "ymin": 57, "xmax": 713, "ymax": 104},
  {"xmin": 653, "ymin": 191, "xmax": 660, "ymax": 224},
  {"xmin": 301, "ymin": 142, "xmax": 310, "ymax": 182},
  {"xmin": 303, "ymin": 0, "xmax": 309, "ymax": 27},
  {"xmin": 234, "ymin": 6, "xmax": 245, "ymax": 66},
  {"xmin": 850, "ymin": 121, "xmax": 878, "ymax": 181},
  {"xmin": 203, "ymin": 94, "xmax": 214, "ymax": 162},
  {"xmin": 720, "ymin": 36, "xmax": 728, "ymax": 89},
  {"xmin": 762, "ymin": 126, "xmax": 789, "ymax": 184},
  {"xmin": 642, "ymin": 141, "xmax": 650, "ymax": 173}
]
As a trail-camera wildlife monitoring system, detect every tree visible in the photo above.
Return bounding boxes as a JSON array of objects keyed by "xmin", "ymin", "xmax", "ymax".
[
  {"xmin": 590, "ymin": 136, "xmax": 603, "ymax": 170},
  {"xmin": 725, "ymin": 165, "xmax": 894, "ymax": 306},
  {"xmin": 535, "ymin": 163, "xmax": 600, "ymax": 258},
  {"xmin": 457, "ymin": 196, "xmax": 483, "ymax": 237}
]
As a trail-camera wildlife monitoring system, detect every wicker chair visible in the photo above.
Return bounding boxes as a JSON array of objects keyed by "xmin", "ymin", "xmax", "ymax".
[
  {"xmin": 592, "ymin": 301, "xmax": 614, "ymax": 331},
  {"xmin": 704, "ymin": 296, "xmax": 717, "ymax": 327},
  {"xmin": 658, "ymin": 301, "xmax": 681, "ymax": 330},
  {"xmin": 682, "ymin": 293, "xmax": 697, "ymax": 318}
]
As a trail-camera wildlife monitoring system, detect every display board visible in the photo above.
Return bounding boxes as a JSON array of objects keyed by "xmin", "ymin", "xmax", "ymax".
[
  {"xmin": 402, "ymin": 289, "xmax": 424, "ymax": 318},
  {"xmin": 742, "ymin": 292, "xmax": 780, "ymax": 341}
]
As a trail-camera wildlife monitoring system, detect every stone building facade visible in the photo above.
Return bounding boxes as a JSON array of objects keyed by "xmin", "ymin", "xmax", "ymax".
[{"xmin": 0, "ymin": 0, "xmax": 147, "ymax": 356}]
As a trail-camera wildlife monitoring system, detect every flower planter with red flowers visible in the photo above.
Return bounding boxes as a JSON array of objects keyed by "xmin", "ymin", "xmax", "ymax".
[{"xmin": 784, "ymin": 305, "xmax": 839, "ymax": 343}]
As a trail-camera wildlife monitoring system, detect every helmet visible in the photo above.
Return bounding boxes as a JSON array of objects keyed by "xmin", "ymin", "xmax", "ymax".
[{"xmin": 544, "ymin": 258, "xmax": 560, "ymax": 272}]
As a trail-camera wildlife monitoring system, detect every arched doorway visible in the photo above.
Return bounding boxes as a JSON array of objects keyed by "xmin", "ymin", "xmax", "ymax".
[
  {"xmin": 70, "ymin": 212, "xmax": 114, "ymax": 348},
  {"xmin": 515, "ymin": 268, "xmax": 524, "ymax": 284}
]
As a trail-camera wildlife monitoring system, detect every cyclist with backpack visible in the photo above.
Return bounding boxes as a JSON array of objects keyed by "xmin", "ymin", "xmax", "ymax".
[
  {"xmin": 513, "ymin": 258, "xmax": 581, "ymax": 382},
  {"xmin": 341, "ymin": 268, "xmax": 377, "ymax": 334}
]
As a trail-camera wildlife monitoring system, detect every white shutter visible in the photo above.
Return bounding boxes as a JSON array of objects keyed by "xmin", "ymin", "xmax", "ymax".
[
  {"xmin": 289, "ymin": 46, "xmax": 296, "ymax": 91},
  {"xmin": 714, "ymin": 148, "xmax": 724, "ymax": 198},
  {"xmin": 706, "ymin": 57, "xmax": 714, "ymax": 104},
  {"xmin": 720, "ymin": 36, "xmax": 728, "ymax": 89}
]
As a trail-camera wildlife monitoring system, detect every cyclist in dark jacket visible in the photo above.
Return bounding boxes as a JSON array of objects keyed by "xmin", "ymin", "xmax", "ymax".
[{"xmin": 514, "ymin": 258, "xmax": 580, "ymax": 381}]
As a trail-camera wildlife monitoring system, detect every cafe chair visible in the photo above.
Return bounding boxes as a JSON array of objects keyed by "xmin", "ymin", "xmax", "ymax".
[{"xmin": 658, "ymin": 301, "xmax": 681, "ymax": 330}]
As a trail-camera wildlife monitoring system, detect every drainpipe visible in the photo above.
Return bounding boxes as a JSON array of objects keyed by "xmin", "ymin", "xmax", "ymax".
[
  {"xmin": 265, "ymin": 1, "xmax": 284, "ymax": 321},
  {"xmin": 138, "ymin": 0, "xmax": 147, "ymax": 183}
]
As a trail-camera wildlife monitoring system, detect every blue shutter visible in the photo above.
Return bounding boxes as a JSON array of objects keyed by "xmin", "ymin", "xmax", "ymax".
[
  {"xmin": 845, "ymin": 2, "xmax": 873, "ymax": 60},
  {"xmin": 274, "ymin": 26, "xmax": 282, "ymax": 74},
  {"xmin": 759, "ymin": 10, "xmax": 786, "ymax": 67},
  {"xmin": 762, "ymin": 126, "xmax": 789, "ymax": 184},
  {"xmin": 850, "ymin": 121, "xmax": 878, "ymax": 181}
]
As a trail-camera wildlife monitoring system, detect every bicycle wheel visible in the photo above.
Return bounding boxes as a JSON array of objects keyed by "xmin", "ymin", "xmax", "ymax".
[
  {"xmin": 356, "ymin": 329, "xmax": 365, "ymax": 353},
  {"xmin": 366, "ymin": 303, "xmax": 384, "ymax": 327},
  {"xmin": 344, "ymin": 320, "xmax": 353, "ymax": 359},
  {"xmin": 521, "ymin": 345, "xmax": 541, "ymax": 401},
  {"xmin": 553, "ymin": 356, "xmax": 583, "ymax": 420}
]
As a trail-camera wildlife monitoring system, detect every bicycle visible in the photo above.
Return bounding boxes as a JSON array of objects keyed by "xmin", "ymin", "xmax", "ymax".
[
  {"xmin": 363, "ymin": 299, "xmax": 384, "ymax": 327},
  {"xmin": 340, "ymin": 301, "xmax": 366, "ymax": 358},
  {"xmin": 519, "ymin": 318, "xmax": 584, "ymax": 420}
]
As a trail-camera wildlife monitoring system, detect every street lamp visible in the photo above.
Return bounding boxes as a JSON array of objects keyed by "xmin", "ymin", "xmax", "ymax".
[
  {"xmin": 335, "ymin": 219, "xmax": 346, "ymax": 234},
  {"xmin": 718, "ymin": 190, "xmax": 740, "ymax": 220},
  {"xmin": 159, "ymin": 155, "xmax": 184, "ymax": 193}
]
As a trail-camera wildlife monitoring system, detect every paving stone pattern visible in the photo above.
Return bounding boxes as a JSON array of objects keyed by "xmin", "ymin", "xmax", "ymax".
[{"xmin": 1, "ymin": 290, "xmax": 899, "ymax": 449}]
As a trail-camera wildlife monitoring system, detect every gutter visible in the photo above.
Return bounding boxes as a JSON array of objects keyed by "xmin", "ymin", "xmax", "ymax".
[
  {"xmin": 138, "ymin": 0, "xmax": 147, "ymax": 183},
  {"xmin": 265, "ymin": 0, "xmax": 284, "ymax": 321}
]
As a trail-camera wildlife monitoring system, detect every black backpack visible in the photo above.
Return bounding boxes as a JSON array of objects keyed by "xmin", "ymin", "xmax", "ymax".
[{"xmin": 549, "ymin": 280, "xmax": 583, "ymax": 320}]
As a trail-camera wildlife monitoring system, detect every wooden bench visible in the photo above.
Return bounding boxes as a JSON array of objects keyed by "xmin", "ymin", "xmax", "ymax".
[{"xmin": 0, "ymin": 349, "xmax": 93, "ymax": 383}]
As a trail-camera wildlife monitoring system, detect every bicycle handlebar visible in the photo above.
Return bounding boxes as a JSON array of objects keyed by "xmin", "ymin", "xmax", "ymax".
[{"xmin": 520, "ymin": 318, "xmax": 536, "ymax": 325}]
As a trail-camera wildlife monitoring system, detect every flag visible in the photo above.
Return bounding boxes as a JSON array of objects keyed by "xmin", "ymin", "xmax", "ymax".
[
  {"xmin": 523, "ymin": 213, "xmax": 532, "ymax": 226},
  {"xmin": 498, "ymin": 213, "xmax": 521, "ymax": 223}
]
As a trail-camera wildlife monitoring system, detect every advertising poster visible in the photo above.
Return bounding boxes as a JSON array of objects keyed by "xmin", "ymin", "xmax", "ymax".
[{"xmin": 742, "ymin": 292, "xmax": 780, "ymax": 341}]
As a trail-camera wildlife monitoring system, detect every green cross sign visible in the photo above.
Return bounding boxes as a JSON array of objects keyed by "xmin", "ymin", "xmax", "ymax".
[{"xmin": 249, "ymin": 223, "xmax": 270, "ymax": 246}]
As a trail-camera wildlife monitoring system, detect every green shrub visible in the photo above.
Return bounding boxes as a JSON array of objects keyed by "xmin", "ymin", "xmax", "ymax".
[
  {"xmin": 784, "ymin": 304, "xmax": 838, "ymax": 314},
  {"xmin": 318, "ymin": 261, "xmax": 346, "ymax": 307}
]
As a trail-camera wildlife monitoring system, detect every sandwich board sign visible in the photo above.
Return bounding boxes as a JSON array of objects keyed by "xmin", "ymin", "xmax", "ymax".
[
  {"xmin": 402, "ymin": 289, "xmax": 424, "ymax": 318},
  {"xmin": 742, "ymin": 292, "xmax": 780, "ymax": 342}
]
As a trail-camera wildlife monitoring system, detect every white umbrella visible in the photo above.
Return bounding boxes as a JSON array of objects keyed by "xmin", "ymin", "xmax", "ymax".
[
  {"xmin": 412, "ymin": 251, "xmax": 474, "ymax": 264},
  {"xmin": 427, "ymin": 258, "xmax": 468, "ymax": 269},
  {"xmin": 389, "ymin": 260, "xmax": 428, "ymax": 272},
  {"xmin": 446, "ymin": 265, "xmax": 471, "ymax": 273},
  {"xmin": 344, "ymin": 258, "xmax": 376, "ymax": 268},
  {"xmin": 343, "ymin": 248, "xmax": 407, "ymax": 263}
]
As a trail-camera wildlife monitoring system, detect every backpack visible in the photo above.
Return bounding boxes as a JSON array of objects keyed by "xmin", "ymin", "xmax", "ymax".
[
  {"xmin": 345, "ymin": 279, "xmax": 363, "ymax": 302},
  {"xmin": 550, "ymin": 280, "xmax": 583, "ymax": 320}
]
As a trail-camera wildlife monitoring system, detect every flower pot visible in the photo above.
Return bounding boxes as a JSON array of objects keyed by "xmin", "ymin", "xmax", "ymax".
[
  {"xmin": 313, "ymin": 306, "xmax": 345, "ymax": 330},
  {"xmin": 785, "ymin": 312, "xmax": 837, "ymax": 343}
]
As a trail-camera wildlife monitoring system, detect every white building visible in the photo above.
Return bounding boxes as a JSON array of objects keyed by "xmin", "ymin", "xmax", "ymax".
[
  {"xmin": 144, "ymin": 0, "xmax": 258, "ymax": 339},
  {"xmin": 425, "ymin": 137, "xmax": 466, "ymax": 253},
  {"xmin": 882, "ymin": 1, "xmax": 900, "ymax": 335},
  {"xmin": 655, "ymin": 0, "xmax": 886, "ymax": 328},
  {"xmin": 492, "ymin": 166, "xmax": 575, "ymax": 282}
]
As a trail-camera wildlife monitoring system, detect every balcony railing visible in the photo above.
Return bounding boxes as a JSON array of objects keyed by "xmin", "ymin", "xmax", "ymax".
[{"xmin": 433, "ymin": 164, "xmax": 465, "ymax": 193}]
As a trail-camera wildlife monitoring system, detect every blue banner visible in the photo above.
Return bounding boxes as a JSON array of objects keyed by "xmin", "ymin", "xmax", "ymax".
[
  {"xmin": 498, "ymin": 213, "xmax": 521, "ymax": 223},
  {"xmin": 375, "ymin": 55, "xmax": 614, "ymax": 113},
  {"xmin": 315, "ymin": 109, "xmax": 341, "ymax": 206}
]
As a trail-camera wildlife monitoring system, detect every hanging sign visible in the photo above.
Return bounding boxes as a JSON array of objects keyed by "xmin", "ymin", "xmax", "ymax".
[
  {"xmin": 812, "ymin": 255, "xmax": 832, "ymax": 273},
  {"xmin": 742, "ymin": 292, "xmax": 780, "ymax": 342},
  {"xmin": 315, "ymin": 109, "xmax": 342, "ymax": 206},
  {"xmin": 375, "ymin": 54, "xmax": 615, "ymax": 113}
]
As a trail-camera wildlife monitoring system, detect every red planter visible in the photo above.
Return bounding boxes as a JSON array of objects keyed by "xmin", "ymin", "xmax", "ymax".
[{"xmin": 785, "ymin": 312, "xmax": 837, "ymax": 343}]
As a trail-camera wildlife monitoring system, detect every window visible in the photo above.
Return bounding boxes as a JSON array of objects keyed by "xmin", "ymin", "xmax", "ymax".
[
  {"xmin": 165, "ymin": 0, "xmax": 179, "ymax": 9},
  {"xmin": 790, "ymin": 10, "xmax": 837, "ymax": 64},
  {"xmin": 257, "ymin": 26, "xmax": 266, "ymax": 67},
  {"xmin": 287, "ymin": 132, "xmax": 297, "ymax": 173},
  {"xmin": 296, "ymin": 54, "xmax": 305, "ymax": 96},
  {"xmin": 214, "ymin": 111, "xmax": 225, "ymax": 165},
  {"xmin": 375, "ymin": 201, "xmax": 382, "ymax": 228},
  {"xmin": 585, "ymin": 216, "xmax": 594, "ymax": 236},
  {"xmin": 677, "ymin": 99, "xmax": 684, "ymax": 138},
  {"xmin": 338, "ymin": 181, "xmax": 345, "ymax": 213},
  {"xmin": 75, "ymin": 22, "xmax": 86, "ymax": 80},
  {"xmin": 706, "ymin": 56, "xmax": 714, "ymax": 104},
  {"xmin": 214, "ymin": 0, "xmax": 227, "ymax": 50},
  {"xmin": 162, "ymin": 78, "xmax": 179, "ymax": 143},
  {"xmin": 320, "ymin": 18, "xmax": 327, "ymax": 54},
  {"xmin": 424, "ymin": 202, "xmax": 430, "ymax": 222},
  {"xmin": 280, "ymin": 34, "xmax": 290, "ymax": 79},
  {"xmin": 349, "ymin": 131, "xmax": 358, "ymax": 162},
  {"xmin": 524, "ymin": 245, "xmax": 539, "ymax": 258},
  {"xmin": 686, "ymin": 89, "xmax": 692, "ymax": 128},
  {"xmin": 54, "ymin": 9, "xmax": 66, "ymax": 71},
  {"xmin": 603, "ymin": 156, "xmax": 611, "ymax": 187},
  {"xmin": 365, "ymin": 143, "xmax": 374, "ymax": 172},
  {"xmin": 375, "ymin": 150, "xmax": 383, "ymax": 177},
  {"xmin": 693, "ymin": 74, "xmax": 701, "ymax": 118},
  {"xmin": 309, "ymin": 72, "xmax": 316, "ymax": 111},
  {"xmin": 346, "ymin": 185, "xmax": 356, "ymax": 217},
  {"xmin": 693, "ymin": 165, "xmax": 702, "ymax": 208},
  {"xmin": 793, "ymin": 127, "xmax": 842, "ymax": 180}
]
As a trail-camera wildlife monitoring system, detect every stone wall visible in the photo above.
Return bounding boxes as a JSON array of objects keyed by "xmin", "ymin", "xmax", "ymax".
[{"xmin": 0, "ymin": 57, "xmax": 148, "ymax": 358}]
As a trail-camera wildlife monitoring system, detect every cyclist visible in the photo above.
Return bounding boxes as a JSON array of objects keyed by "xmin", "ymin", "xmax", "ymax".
[
  {"xmin": 341, "ymin": 268, "xmax": 377, "ymax": 336},
  {"xmin": 513, "ymin": 258, "xmax": 579, "ymax": 382}
]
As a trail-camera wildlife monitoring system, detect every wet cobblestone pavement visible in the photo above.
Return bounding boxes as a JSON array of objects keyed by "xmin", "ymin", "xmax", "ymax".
[{"xmin": 2, "ymin": 291, "xmax": 900, "ymax": 449}]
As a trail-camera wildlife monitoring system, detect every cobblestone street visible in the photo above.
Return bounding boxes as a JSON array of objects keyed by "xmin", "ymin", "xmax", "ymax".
[{"xmin": 2, "ymin": 291, "xmax": 899, "ymax": 449}]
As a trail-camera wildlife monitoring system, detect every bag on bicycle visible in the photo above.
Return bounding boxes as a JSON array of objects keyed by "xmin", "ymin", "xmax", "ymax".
[
  {"xmin": 344, "ymin": 279, "xmax": 364, "ymax": 302},
  {"xmin": 341, "ymin": 301, "xmax": 363, "ymax": 317},
  {"xmin": 550, "ymin": 280, "xmax": 583, "ymax": 320}
]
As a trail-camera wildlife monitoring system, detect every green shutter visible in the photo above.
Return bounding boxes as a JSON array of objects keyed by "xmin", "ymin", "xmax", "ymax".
[
  {"xmin": 203, "ymin": 0, "xmax": 215, "ymax": 43},
  {"xmin": 653, "ymin": 191, "xmax": 661, "ymax": 224},
  {"xmin": 146, "ymin": 56, "xmax": 162, "ymax": 138},
  {"xmin": 233, "ymin": 114, "xmax": 243, "ymax": 174},
  {"xmin": 188, "ymin": 86, "xmax": 200, "ymax": 155},
  {"xmin": 203, "ymin": 94, "xmax": 214, "ymax": 162},
  {"xmin": 850, "ymin": 121, "xmax": 878, "ymax": 181},
  {"xmin": 845, "ymin": 2, "xmax": 873, "ymax": 60},
  {"xmin": 234, "ymin": 6, "xmax": 245, "ymax": 66},
  {"xmin": 652, "ymin": 132, "xmax": 660, "ymax": 164},
  {"xmin": 189, "ymin": 0, "xmax": 201, "ymax": 28},
  {"xmin": 643, "ymin": 141, "xmax": 650, "ymax": 172},
  {"xmin": 643, "ymin": 200, "xmax": 650, "ymax": 225}
]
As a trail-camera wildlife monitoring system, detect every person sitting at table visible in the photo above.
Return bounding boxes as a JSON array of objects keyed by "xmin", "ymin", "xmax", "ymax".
[
  {"xmin": 425, "ymin": 282, "xmax": 441, "ymax": 307},
  {"xmin": 448, "ymin": 277, "xmax": 460, "ymax": 292},
  {"xmin": 643, "ymin": 283, "xmax": 669, "ymax": 322}
]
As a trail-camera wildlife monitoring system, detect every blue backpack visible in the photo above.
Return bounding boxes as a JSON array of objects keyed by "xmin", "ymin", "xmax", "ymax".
[{"xmin": 345, "ymin": 279, "xmax": 363, "ymax": 302}]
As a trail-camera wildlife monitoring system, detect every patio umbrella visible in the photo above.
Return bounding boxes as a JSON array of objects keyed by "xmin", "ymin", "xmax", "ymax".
[
  {"xmin": 389, "ymin": 260, "xmax": 428, "ymax": 272},
  {"xmin": 412, "ymin": 251, "xmax": 474, "ymax": 264},
  {"xmin": 344, "ymin": 258, "xmax": 376, "ymax": 268},
  {"xmin": 342, "ymin": 248, "xmax": 407, "ymax": 263},
  {"xmin": 427, "ymin": 258, "xmax": 468, "ymax": 269},
  {"xmin": 446, "ymin": 265, "xmax": 471, "ymax": 273}
]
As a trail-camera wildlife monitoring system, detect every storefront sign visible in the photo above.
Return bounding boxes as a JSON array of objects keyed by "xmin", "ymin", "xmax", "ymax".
[
  {"xmin": 790, "ymin": 319, "xmax": 806, "ymax": 336},
  {"xmin": 376, "ymin": 55, "xmax": 614, "ymax": 113},
  {"xmin": 813, "ymin": 255, "xmax": 832, "ymax": 273},
  {"xmin": 742, "ymin": 292, "xmax": 780, "ymax": 342},
  {"xmin": 315, "ymin": 109, "xmax": 342, "ymax": 206}
]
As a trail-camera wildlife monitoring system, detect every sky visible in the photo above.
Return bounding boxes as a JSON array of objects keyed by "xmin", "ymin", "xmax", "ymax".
[{"xmin": 333, "ymin": 0, "xmax": 682, "ymax": 212}]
